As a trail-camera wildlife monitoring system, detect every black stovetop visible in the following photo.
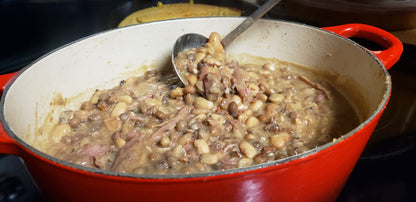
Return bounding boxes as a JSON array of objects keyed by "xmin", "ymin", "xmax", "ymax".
[
  {"xmin": 0, "ymin": 1, "xmax": 415, "ymax": 202},
  {"xmin": 337, "ymin": 43, "xmax": 416, "ymax": 202}
]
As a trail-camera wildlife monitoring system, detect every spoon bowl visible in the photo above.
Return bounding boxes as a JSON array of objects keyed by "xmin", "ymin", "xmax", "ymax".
[
  {"xmin": 172, "ymin": 33, "xmax": 208, "ymax": 86},
  {"xmin": 172, "ymin": 0, "xmax": 281, "ymax": 86}
]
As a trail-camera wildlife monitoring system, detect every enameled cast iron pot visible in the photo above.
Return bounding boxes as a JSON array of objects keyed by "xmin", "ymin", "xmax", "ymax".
[{"xmin": 0, "ymin": 18, "xmax": 403, "ymax": 201}]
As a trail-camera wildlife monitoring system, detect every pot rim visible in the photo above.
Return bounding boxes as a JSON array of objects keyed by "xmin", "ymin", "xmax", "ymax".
[{"xmin": 0, "ymin": 17, "xmax": 391, "ymax": 180}]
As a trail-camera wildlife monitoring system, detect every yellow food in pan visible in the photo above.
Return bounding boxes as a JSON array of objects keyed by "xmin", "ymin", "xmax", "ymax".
[{"xmin": 118, "ymin": 2, "xmax": 241, "ymax": 27}]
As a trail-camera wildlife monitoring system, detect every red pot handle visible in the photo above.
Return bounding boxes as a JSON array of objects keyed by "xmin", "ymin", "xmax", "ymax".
[
  {"xmin": 0, "ymin": 72, "xmax": 20, "ymax": 155},
  {"xmin": 322, "ymin": 24, "xmax": 403, "ymax": 70},
  {"xmin": 0, "ymin": 72, "xmax": 16, "ymax": 92}
]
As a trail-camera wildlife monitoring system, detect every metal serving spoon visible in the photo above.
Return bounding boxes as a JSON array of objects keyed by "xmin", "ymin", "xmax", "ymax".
[{"xmin": 172, "ymin": 0, "xmax": 281, "ymax": 86}]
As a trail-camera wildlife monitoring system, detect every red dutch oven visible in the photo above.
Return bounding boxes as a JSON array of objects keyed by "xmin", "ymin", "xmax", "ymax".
[{"xmin": 0, "ymin": 18, "xmax": 403, "ymax": 202}]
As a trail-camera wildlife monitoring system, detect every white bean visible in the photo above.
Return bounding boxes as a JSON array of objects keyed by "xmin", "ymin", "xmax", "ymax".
[
  {"xmin": 111, "ymin": 102, "xmax": 127, "ymax": 117},
  {"xmin": 231, "ymin": 95, "xmax": 242, "ymax": 106},
  {"xmin": 144, "ymin": 98, "xmax": 162, "ymax": 108},
  {"xmin": 194, "ymin": 97, "xmax": 214, "ymax": 109},
  {"xmin": 50, "ymin": 123, "xmax": 72, "ymax": 143},
  {"xmin": 171, "ymin": 87, "xmax": 184, "ymax": 98},
  {"xmin": 192, "ymin": 108, "xmax": 209, "ymax": 115},
  {"xmin": 159, "ymin": 136, "xmax": 171, "ymax": 148},
  {"xmin": 246, "ymin": 116, "xmax": 259, "ymax": 128},
  {"xmin": 186, "ymin": 74, "xmax": 198, "ymax": 86},
  {"xmin": 75, "ymin": 110, "xmax": 89, "ymax": 121},
  {"xmin": 238, "ymin": 109, "xmax": 252, "ymax": 123},
  {"xmin": 195, "ymin": 52, "xmax": 206, "ymax": 62},
  {"xmin": 269, "ymin": 93, "xmax": 285, "ymax": 103},
  {"xmin": 208, "ymin": 32, "xmax": 224, "ymax": 53},
  {"xmin": 200, "ymin": 153, "xmax": 218, "ymax": 165},
  {"xmin": 210, "ymin": 114, "xmax": 226, "ymax": 125},
  {"xmin": 237, "ymin": 158, "xmax": 253, "ymax": 168},
  {"xmin": 103, "ymin": 117, "xmax": 122, "ymax": 132},
  {"xmin": 248, "ymin": 83, "xmax": 260, "ymax": 96},
  {"xmin": 240, "ymin": 141, "xmax": 258, "ymax": 159},
  {"xmin": 171, "ymin": 145, "xmax": 184, "ymax": 158},
  {"xmin": 117, "ymin": 95, "xmax": 133, "ymax": 104},
  {"xmin": 271, "ymin": 132, "xmax": 291, "ymax": 149},
  {"xmin": 115, "ymin": 138, "xmax": 126, "ymax": 148},
  {"xmin": 249, "ymin": 100, "xmax": 264, "ymax": 113},
  {"xmin": 194, "ymin": 139, "xmax": 210, "ymax": 154}
]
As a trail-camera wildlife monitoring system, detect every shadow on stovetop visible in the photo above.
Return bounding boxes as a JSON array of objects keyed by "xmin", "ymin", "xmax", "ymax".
[{"xmin": 337, "ymin": 43, "xmax": 416, "ymax": 202}]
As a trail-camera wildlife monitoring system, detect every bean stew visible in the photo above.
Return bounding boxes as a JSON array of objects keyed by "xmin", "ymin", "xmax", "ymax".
[{"xmin": 45, "ymin": 32, "xmax": 360, "ymax": 174}]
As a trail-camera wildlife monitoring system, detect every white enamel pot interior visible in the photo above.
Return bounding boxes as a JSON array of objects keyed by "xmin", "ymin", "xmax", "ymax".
[{"xmin": 1, "ymin": 17, "xmax": 390, "ymax": 175}]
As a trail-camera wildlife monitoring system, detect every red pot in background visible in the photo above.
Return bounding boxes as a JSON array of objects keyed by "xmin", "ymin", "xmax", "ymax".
[{"xmin": 0, "ymin": 18, "xmax": 403, "ymax": 201}]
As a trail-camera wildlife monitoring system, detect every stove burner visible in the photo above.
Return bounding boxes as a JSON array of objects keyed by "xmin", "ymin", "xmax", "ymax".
[
  {"xmin": 0, "ymin": 155, "xmax": 43, "ymax": 202},
  {"xmin": 0, "ymin": 176, "xmax": 24, "ymax": 202}
]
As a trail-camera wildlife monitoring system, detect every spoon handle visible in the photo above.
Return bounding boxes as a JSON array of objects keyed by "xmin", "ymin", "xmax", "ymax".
[{"xmin": 221, "ymin": 0, "xmax": 281, "ymax": 48}]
